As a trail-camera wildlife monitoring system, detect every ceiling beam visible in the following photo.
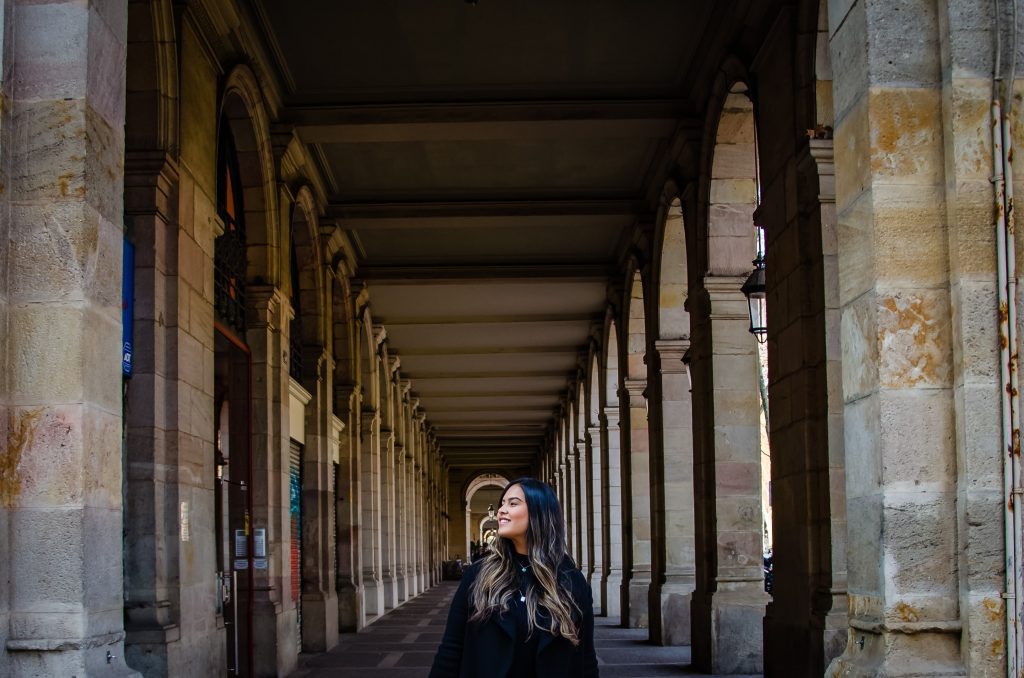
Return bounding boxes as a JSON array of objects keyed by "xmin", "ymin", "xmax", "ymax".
[
  {"xmin": 327, "ymin": 199, "xmax": 647, "ymax": 220},
  {"xmin": 394, "ymin": 345, "xmax": 578, "ymax": 357},
  {"xmin": 413, "ymin": 369, "xmax": 568, "ymax": 380},
  {"xmin": 359, "ymin": 264, "xmax": 611, "ymax": 284},
  {"xmin": 376, "ymin": 312, "xmax": 598, "ymax": 326},
  {"xmin": 413, "ymin": 389, "xmax": 558, "ymax": 398},
  {"xmin": 284, "ymin": 99, "xmax": 688, "ymax": 143}
]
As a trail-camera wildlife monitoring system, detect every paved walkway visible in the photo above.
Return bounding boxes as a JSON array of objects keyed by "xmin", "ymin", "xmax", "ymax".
[{"xmin": 289, "ymin": 582, "xmax": 761, "ymax": 677}]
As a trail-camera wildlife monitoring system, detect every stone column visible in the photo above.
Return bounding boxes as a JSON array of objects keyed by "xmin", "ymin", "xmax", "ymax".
[
  {"xmin": 359, "ymin": 409, "xmax": 384, "ymax": 617},
  {"xmin": 650, "ymin": 340, "xmax": 696, "ymax": 646},
  {"xmin": 576, "ymin": 438, "xmax": 590, "ymax": 588},
  {"xmin": 247, "ymin": 285, "xmax": 296, "ymax": 677},
  {"xmin": 601, "ymin": 406, "xmax": 624, "ymax": 620},
  {"xmin": 623, "ymin": 378, "xmax": 652, "ymax": 628},
  {"xmin": 395, "ymin": 442, "xmax": 408, "ymax": 603},
  {"xmin": 690, "ymin": 276, "xmax": 769, "ymax": 674},
  {"xmin": 587, "ymin": 426, "xmax": 606, "ymax": 612},
  {"xmin": 3, "ymin": 1, "xmax": 138, "ymax": 674},
  {"xmin": 416, "ymin": 449, "xmax": 427, "ymax": 591},
  {"xmin": 334, "ymin": 384, "xmax": 364, "ymax": 632},
  {"xmin": 298, "ymin": 350, "xmax": 340, "ymax": 652},
  {"xmin": 379, "ymin": 426, "xmax": 398, "ymax": 610},
  {"xmin": 824, "ymin": 1, "xmax": 987, "ymax": 675},
  {"xmin": 567, "ymin": 447, "xmax": 578, "ymax": 558},
  {"xmin": 123, "ymin": 155, "xmax": 212, "ymax": 676}
]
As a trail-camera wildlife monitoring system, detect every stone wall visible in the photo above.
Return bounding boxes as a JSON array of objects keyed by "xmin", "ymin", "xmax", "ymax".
[{"xmin": 1, "ymin": 0, "xmax": 137, "ymax": 675}]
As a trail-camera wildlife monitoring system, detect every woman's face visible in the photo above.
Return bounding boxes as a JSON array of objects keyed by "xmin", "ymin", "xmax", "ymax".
[{"xmin": 497, "ymin": 484, "xmax": 529, "ymax": 544}]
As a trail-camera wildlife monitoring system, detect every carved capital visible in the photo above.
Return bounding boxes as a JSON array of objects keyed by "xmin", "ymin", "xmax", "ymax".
[
  {"xmin": 247, "ymin": 285, "xmax": 287, "ymax": 331},
  {"xmin": 655, "ymin": 339, "xmax": 690, "ymax": 375}
]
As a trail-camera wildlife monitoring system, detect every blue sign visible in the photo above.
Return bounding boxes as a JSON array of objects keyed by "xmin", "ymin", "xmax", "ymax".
[{"xmin": 122, "ymin": 239, "xmax": 134, "ymax": 377}]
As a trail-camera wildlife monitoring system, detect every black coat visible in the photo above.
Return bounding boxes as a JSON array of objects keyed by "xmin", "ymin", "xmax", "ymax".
[{"xmin": 429, "ymin": 558, "xmax": 599, "ymax": 678}]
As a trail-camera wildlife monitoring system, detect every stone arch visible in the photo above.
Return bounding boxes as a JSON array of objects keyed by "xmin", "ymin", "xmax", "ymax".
[
  {"xmin": 356, "ymin": 305, "xmax": 384, "ymax": 617},
  {"xmin": 290, "ymin": 185, "xmax": 327, "ymax": 352},
  {"xmin": 697, "ymin": 58, "xmax": 759, "ymax": 279},
  {"xmin": 620, "ymin": 263, "xmax": 653, "ymax": 629},
  {"xmin": 655, "ymin": 187, "xmax": 690, "ymax": 341},
  {"xmin": 220, "ymin": 64, "xmax": 279, "ymax": 286},
  {"xmin": 689, "ymin": 57, "xmax": 770, "ymax": 675},
  {"xmin": 644, "ymin": 181, "xmax": 699, "ymax": 646},
  {"xmin": 126, "ymin": 0, "xmax": 178, "ymax": 154},
  {"xmin": 586, "ymin": 346, "xmax": 605, "ymax": 612},
  {"xmin": 463, "ymin": 472, "xmax": 510, "ymax": 504},
  {"xmin": 331, "ymin": 265, "xmax": 362, "ymax": 632},
  {"xmin": 463, "ymin": 472, "xmax": 509, "ymax": 561},
  {"xmin": 601, "ymin": 312, "xmax": 624, "ymax": 620}
]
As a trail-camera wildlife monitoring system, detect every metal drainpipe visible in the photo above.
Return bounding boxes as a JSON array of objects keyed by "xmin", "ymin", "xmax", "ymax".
[
  {"xmin": 995, "ymin": 2, "xmax": 1022, "ymax": 674},
  {"xmin": 993, "ymin": 93, "xmax": 1015, "ymax": 678}
]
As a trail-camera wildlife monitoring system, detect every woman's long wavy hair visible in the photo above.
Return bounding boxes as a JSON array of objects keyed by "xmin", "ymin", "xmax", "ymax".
[{"xmin": 468, "ymin": 477, "xmax": 581, "ymax": 644}]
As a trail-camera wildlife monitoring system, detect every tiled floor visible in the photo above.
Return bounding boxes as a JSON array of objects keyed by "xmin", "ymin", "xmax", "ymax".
[{"xmin": 289, "ymin": 582, "xmax": 761, "ymax": 677}]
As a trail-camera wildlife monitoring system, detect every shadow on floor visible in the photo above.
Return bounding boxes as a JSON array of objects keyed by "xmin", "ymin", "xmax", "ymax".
[{"xmin": 289, "ymin": 582, "xmax": 762, "ymax": 677}]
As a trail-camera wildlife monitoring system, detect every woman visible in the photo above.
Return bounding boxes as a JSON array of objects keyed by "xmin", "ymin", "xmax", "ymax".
[{"xmin": 429, "ymin": 477, "xmax": 598, "ymax": 678}]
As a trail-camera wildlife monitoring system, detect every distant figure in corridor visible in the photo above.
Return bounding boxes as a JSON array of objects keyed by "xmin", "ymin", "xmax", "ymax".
[{"xmin": 429, "ymin": 477, "xmax": 598, "ymax": 677}]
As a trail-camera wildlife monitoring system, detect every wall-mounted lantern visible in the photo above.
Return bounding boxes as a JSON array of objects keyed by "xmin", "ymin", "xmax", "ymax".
[
  {"xmin": 682, "ymin": 348, "xmax": 692, "ymax": 392},
  {"xmin": 741, "ymin": 226, "xmax": 767, "ymax": 343}
]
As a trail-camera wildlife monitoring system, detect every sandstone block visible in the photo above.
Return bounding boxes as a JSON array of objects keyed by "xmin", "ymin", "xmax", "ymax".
[
  {"xmin": 840, "ymin": 293, "xmax": 879, "ymax": 400},
  {"xmin": 877, "ymin": 288, "xmax": 952, "ymax": 388}
]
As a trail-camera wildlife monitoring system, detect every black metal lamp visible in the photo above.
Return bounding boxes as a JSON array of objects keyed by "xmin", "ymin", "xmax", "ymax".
[
  {"xmin": 741, "ymin": 228, "xmax": 767, "ymax": 343},
  {"xmin": 681, "ymin": 348, "xmax": 692, "ymax": 392},
  {"xmin": 487, "ymin": 504, "xmax": 495, "ymax": 521}
]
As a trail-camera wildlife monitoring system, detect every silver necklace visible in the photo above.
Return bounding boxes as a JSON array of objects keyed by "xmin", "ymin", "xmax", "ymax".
[{"xmin": 518, "ymin": 562, "xmax": 530, "ymax": 602}]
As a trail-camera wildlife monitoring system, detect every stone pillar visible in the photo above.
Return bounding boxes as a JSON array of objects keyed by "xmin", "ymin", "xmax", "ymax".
[
  {"xmin": 758, "ymin": 134, "xmax": 849, "ymax": 675},
  {"xmin": 247, "ymin": 285, "xmax": 297, "ymax": 677},
  {"xmin": 587, "ymin": 426, "xmax": 606, "ymax": 613},
  {"xmin": 601, "ymin": 406, "xmax": 624, "ymax": 620},
  {"xmin": 359, "ymin": 409, "xmax": 384, "ymax": 618},
  {"xmin": 567, "ymin": 447, "xmax": 578, "ymax": 559},
  {"xmin": 334, "ymin": 384, "xmax": 364, "ymax": 632},
  {"xmin": 824, "ymin": 1, "xmax": 987, "ymax": 675},
  {"xmin": 395, "ymin": 443, "xmax": 408, "ymax": 603},
  {"xmin": 623, "ymin": 378, "xmax": 652, "ymax": 628},
  {"xmin": 2, "ymin": 2, "xmax": 138, "ymax": 674},
  {"xmin": 416, "ymin": 451, "xmax": 427, "ymax": 591},
  {"xmin": 690, "ymin": 276, "xmax": 769, "ymax": 674},
  {"xmin": 650, "ymin": 340, "xmax": 696, "ymax": 646},
  {"xmin": 124, "ymin": 155, "xmax": 222, "ymax": 676},
  {"xmin": 300, "ymin": 350, "xmax": 340, "ymax": 652},
  {"xmin": 576, "ymin": 438, "xmax": 590, "ymax": 587},
  {"xmin": 380, "ymin": 426, "xmax": 398, "ymax": 610}
]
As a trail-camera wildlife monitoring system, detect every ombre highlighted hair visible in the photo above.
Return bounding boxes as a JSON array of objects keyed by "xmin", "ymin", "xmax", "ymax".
[{"xmin": 468, "ymin": 477, "xmax": 582, "ymax": 645}]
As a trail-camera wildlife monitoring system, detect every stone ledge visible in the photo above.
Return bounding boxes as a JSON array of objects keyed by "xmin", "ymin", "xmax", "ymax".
[
  {"xmin": 848, "ymin": 616, "xmax": 962, "ymax": 634},
  {"xmin": 7, "ymin": 630, "xmax": 125, "ymax": 651}
]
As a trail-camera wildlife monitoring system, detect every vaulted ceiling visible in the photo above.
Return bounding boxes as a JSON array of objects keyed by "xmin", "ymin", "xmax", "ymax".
[{"xmin": 248, "ymin": 0, "xmax": 767, "ymax": 468}]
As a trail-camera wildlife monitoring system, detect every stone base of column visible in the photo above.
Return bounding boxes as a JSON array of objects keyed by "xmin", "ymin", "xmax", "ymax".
[
  {"xmin": 7, "ymin": 632, "xmax": 143, "ymax": 678},
  {"xmin": 338, "ymin": 583, "xmax": 364, "ymax": 632},
  {"xmin": 382, "ymin": 573, "xmax": 398, "ymax": 610},
  {"xmin": 301, "ymin": 591, "xmax": 339, "ymax": 652},
  {"xmin": 628, "ymin": 575, "xmax": 651, "ymax": 628},
  {"xmin": 363, "ymin": 576, "xmax": 384, "ymax": 619},
  {"xmin": 254, "ymin": 598, "xmax": 297, "ymax": 678},
  {"xmin": 589, "ymin": 573, "xmax": 603, "ymax": 614},
  {"xmin": 397, "ymin": 574, "xmax": 408, "ymax": 603},
  {"xmin": 823, "ymin": 605, "xmax": 849, "ymax": 666},
  {"xmin": 825, "ymin": 629, "xmax": 965, "ymax": 678},
  {"xmin": 604, "ymin": 571, "xmax": 622, "ymax": 618},
  {"xmin": 126, "ymin": 618, "xmax": 225, "ymax": 677},
  {"xmin": 652, "ymin": 577, "xmax": 694, "ymax": 645},
  {"xmin": 693, "ymin": 586, "xmax": 769, "ymax": 674}
]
